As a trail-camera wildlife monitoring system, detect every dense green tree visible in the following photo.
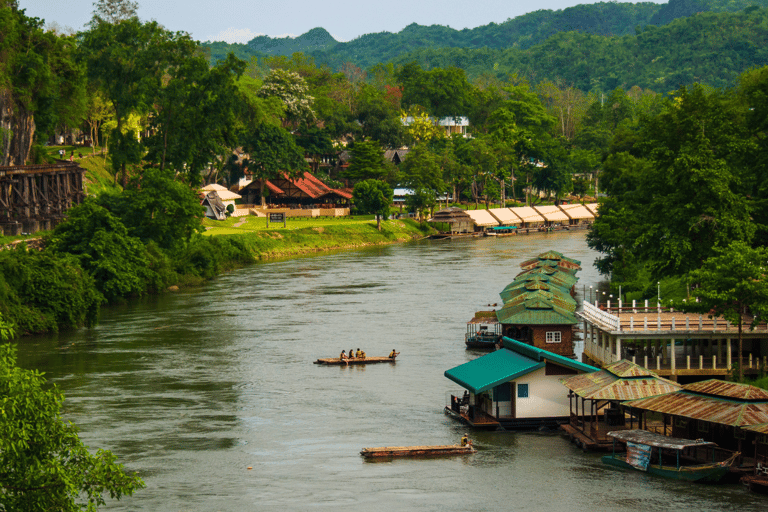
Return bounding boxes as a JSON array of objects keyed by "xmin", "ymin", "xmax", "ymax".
[
  {"xmin": 352, "ymin": 179, "xmax": 393, "ymax": 230},
  {"xmin": 46, "ymin": 199, "xmax": 156, "ymax": 302},
  {"xmin": 258, "ymin": 68, "xmax": 316, "ymax": 127},
  {"xmin": 397, "ymin": 62, "xmax": 472, "ymax": 118},
  {"xmin": 97, "ymin": 168, "xmax": 205, "ymax": 251},
  {"xmin": 0, "ymin": 343, "xmax": 144, "ymax": 510},
  {"xmin": 354, "ymin": 83, "xmax": 405, "ymax": 147},
  {"xmin": 144, "ymin": 53, "xmax": 246, "ymax": 182},
  {"xmin": 343, "ymin": 140, "xmax": 392, "ymax": 182}
]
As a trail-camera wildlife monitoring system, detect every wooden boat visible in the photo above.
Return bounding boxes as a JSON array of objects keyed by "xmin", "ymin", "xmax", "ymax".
[
  {"xmin": 602, "ymin": 430, "xmax": 739, "ymax": 483},
  {"xmin": 360, "ymin": 444, "xmax": 476, "ymax": 458},
  {"xmin": 313, "ymin": 356, "xmax": 397, "ymax": 365},
  {"xmin": 741, "ymin": 474, "xmax": 768, "ymax": 494}
]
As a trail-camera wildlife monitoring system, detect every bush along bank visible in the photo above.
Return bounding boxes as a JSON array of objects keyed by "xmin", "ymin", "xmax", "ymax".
[{"xmin": 0, "ymin": 172, "xmax": 432, "ymax": 337}]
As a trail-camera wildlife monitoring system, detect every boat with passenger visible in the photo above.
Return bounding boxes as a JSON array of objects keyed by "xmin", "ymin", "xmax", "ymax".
[
  {"xmin": 602, "ymin": 429, "xmax": 739, "ymax": 483},
  {"xmin": 314, "ymin": 355, "xmax": 397, "ymax": 365}
]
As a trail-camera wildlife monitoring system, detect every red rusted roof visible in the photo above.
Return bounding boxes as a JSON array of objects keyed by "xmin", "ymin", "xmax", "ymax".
[
  {"xmin": 683, "ymin": 380, "xmax": 768, "ymax": 401},
  {"xmin": 623, "ymin": 391, "xmax": 768, "ymax": 426},
  {"xmin": 561, "ymin": 360, "xmax": 680, "ymax": 400},
  {"xmin": 264, "ymin": 180, "xmax": 285, "ymax": 195}
]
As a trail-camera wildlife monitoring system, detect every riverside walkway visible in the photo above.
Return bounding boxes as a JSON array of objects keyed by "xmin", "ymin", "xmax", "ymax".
[{"xmin": 578, "ymin": 301, "xmax": 768, "ymax": 380}]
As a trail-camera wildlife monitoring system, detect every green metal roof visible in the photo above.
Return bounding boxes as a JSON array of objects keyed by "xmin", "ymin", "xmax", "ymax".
[
  {"xmin": 495, "ymin": 299, "xmax": 579, "ymax": 325},
  {"xmin": 444, "ymin": 349, "xmax": 544, "ymax": 394},
  {"xmin": 444, "ymin": 337, "xmax": 597, "ymax": 393},
  {"xmin": 501, "ymin": 337, "xmax": 597, "ymax": 373}
]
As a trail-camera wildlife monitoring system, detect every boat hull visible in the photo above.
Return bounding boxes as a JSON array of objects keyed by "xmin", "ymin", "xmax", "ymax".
[
  {"xmin": 361, "ymin": 444, "xmax": 476, "ymax": 458},
  {"xmin": 314, "ymin": 357, "xmax": 396, "ymax": 365},
  {"xmin": 602, "ymin": 454, "xmax": 732, "ymax": 483}
]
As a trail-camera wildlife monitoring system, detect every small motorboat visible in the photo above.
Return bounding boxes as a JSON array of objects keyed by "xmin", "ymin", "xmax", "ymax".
[{"xmin": 360, "ymin": 444, "xmax": 476, "ymax": 458}]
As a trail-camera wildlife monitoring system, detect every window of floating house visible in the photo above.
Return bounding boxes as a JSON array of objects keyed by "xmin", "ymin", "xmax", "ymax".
[
  {"xmin": 675, "ymin": 418, "xmax": 688, "ymax": 428},
  {"xmin": 758, "ymin": 434, "xmax": 768, "ymax": 445},
  {"xmin": 546, "ymin": 331, "xmax": 562, "ymax": 343},
  {"xmin": 735, "ymin": 427, "xmax": 747, "ymax": 440},
  {"xmin": 698, "ymin": 421, "xmax": 709, "ymax": 433},
  {"xmin": 518, "ymin": 383, "xmax": 529, "ymax": 398}
]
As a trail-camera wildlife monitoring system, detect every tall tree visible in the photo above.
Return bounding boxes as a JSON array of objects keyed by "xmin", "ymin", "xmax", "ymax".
[
  {"xmin": 342, "ymin": 140, "xmax": 392, "ymax": 182},
  {"xmin": 352, "ymin": 179, "xmax": 393, "ymax": 231}
]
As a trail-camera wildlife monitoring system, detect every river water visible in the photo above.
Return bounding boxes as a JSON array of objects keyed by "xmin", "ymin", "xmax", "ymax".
[{"xmin": 16, "ymin": 231, "xmax": 767, "ymax": 511}]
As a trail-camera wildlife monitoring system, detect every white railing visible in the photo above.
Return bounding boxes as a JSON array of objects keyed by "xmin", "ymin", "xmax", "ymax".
[{"xmin": 581, "ymin": 301, "xmax": 620, "ymax": 331}]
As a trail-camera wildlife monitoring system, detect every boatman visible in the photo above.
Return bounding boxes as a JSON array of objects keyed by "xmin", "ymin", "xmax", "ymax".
[
  {"xmin": 389, "ymin": 349, "xmax": 400, "ymax": 359},
  {"xmin": 461, "ymin": 433, "xmax": 471, "ymax": 447}
]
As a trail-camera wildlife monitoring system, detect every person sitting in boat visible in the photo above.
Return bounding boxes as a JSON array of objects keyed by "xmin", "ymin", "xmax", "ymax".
[
  {"xmin": 355, "ymin": 348, "xmax": 362, "ymax": 358},
  {"xmin": 359, "ymin": 349, "xmax": 366, "ymax": 359},
  {"xmin": 348, "ymin": 348, "xmax": 355, "ymax": 359},
  {"xmin": 340, "ymin": 350, "xmax": 347, "ymax": 360},
  {"xmin": 461, "ymin": 434, "xmax": 471, "ymax": 447},
  {"xmin": 389, "ymin": 349, "xmax": 400, "ymax": 359}
]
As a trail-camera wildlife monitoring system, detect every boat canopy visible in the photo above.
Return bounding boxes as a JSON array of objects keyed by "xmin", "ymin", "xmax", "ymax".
[{"xmin": 607, "ymin": 429, "xmax": 717, "ymax": 450}]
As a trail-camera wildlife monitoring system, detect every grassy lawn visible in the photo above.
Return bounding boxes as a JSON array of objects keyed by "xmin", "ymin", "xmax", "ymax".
[
  {"xmin": 202, "ymin": 213, "xmax": 381, "ymax": 235},
  {"xmin": 42, "ymin": 145, "xmax": 120, "ymax": 196}
]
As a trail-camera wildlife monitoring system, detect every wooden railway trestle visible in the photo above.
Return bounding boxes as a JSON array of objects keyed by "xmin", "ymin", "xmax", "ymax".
[{"xmin": 0, "ymin": 163, "xmax": 86, "ymax": 235}]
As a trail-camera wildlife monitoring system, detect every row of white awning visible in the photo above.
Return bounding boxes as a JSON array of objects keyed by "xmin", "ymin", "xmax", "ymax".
[{"xmin": 464, "ymin": 203, "xmax": 599, "ymax": 227}]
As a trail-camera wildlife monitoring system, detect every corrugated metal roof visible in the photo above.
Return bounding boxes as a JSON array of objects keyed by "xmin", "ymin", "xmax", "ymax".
[
  {"xmin": 533, "ymin": 205, "xmax": 570, "ymax": 222},
  {"xmin": 608, "ymin": 430, "xmax": 716, "ymax": 449},
  {"xmin": 487, "ymin": 208, "xmax": 522, "ymax": 225},
  {"xmin": 465, "ymin": 209, "xmax": 500, "ymax": 227},
  {"xmin": 467, "ymin": 311, "xmax": 500, "ymax": 325},
  {"xmin": 683, "ymin": 380, "xmax": 768, "ymax": 400},
  {"xmin": 509, "ymin": 206, "xmax": 545, "ymax": 223},
  {"xmin": 560, "ymin": 360, "xmax": 680, "ymax": 400},
  {"xmin": 519, "ymin": 251, "xmax": 582, "ymax": 272},
  {"xmin": 743, "ymin": 423, "xmax": 768, "ymax": 434},
  {"xmin": 622, "ymin": 391, "xmax": 768, "ymax": 427},
  {"xmin": 603, "ymin": 360, "xmax": 657, "ymax": 378},
  {"xmin": 558, "ymin": 203, "xmax": 595, "ymax": 220},
  {"xmin": 515, "ymin": 266, "xmax": 577, "ymax": 289}
]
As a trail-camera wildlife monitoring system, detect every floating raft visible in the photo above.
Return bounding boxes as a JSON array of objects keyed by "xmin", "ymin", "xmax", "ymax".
[
  {"xmin": 360, "ymin": 444, "xmax": 476, "ymax": 458},
  {"xmin": 314, "ymin": 357, "xmax": 396, "ymax": 365}
]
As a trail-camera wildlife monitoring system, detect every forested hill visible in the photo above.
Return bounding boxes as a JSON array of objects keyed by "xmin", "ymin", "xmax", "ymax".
[
  {"xmin": 203, "ymin": 0, "xmax": 768, "ymax": 72},
  {"xmin": 391, "ymin": 7, "xmax": 768, "ymax": 92}
]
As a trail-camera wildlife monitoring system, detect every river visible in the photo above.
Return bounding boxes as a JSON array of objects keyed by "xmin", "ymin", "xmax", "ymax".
[{"xmin": 16, "ymin": 231, "xmax": 767, "ymax": 511}]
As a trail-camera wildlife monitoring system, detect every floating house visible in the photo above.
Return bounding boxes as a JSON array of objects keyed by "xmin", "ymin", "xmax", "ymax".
[
  {"xmin": 494, "ymin": 251, "xmax": 582, "ymax": 357},
  {"xmin": 429, "ymin": 207, "xmax": 474, "ymax": 234},
  {"xmin": 621, "ymin": 380, "xmax": 768, "ymax": 472},
  {"xmin": 465, "ymin": 311, "xmax": 502, "ymax": 349},
  {"xmin": 445, "ymin": 337, "xmax": 597, "ymax": 429},
  {"xmin": 559, "ymin": 360, "xmax": 681, "ymax": 450}
]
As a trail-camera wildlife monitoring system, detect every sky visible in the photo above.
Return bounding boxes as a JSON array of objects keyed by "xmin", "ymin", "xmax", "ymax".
[{"xmin": 19, "ymin": 0, "xmax": 668, "ymax": 44}]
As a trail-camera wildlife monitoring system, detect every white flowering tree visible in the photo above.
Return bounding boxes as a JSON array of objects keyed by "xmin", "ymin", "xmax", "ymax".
[{"xmin": 258, "ymin": 69, "xmax": 316, "ymax": 127}]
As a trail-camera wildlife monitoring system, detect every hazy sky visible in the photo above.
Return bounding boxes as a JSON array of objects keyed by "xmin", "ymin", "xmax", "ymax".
[{"xmin": 19, "ymin": 0, "xmax": 668, "ymax": 43}]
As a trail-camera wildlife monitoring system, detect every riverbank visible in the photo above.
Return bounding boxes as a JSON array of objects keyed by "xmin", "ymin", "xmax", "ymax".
[{"xmin": 203, "ymin": 218, "xmax": 433, "ymax": 260}]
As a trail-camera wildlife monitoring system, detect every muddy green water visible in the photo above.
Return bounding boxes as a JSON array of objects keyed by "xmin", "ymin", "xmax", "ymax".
[{"xmin": 16, "ymin": 231, "xmax": 767, "ymax": 511}]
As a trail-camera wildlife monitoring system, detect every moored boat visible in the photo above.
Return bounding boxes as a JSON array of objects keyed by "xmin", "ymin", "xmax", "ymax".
[
  {"xmin": 314, "ymin": 356, "xmax": 397, "ymax": 365},
  {"xmin": 602, "ymin": 429, "xmax": 739, "ymax": 483},
  {"xmin": 360, "ymin": 444, "xmax": 476, "ymax": 458}
]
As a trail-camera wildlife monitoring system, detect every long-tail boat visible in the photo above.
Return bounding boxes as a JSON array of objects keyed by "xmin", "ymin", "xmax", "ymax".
[
  {"xmin": 602, "ymin": 430, "xmax": 739, "ymax": 483},
  {"xmin": 360, "ymin": 444, "xmax": 476, "ymax": 458},
  {"xmin": 314, "ymin": 356, "xmax": 397, "ymax": 365}
]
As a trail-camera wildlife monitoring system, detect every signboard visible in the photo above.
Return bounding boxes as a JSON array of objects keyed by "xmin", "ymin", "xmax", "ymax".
[{"xmin": 267, "ymin": 212, "xmax": 286, "ymax": 227}]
